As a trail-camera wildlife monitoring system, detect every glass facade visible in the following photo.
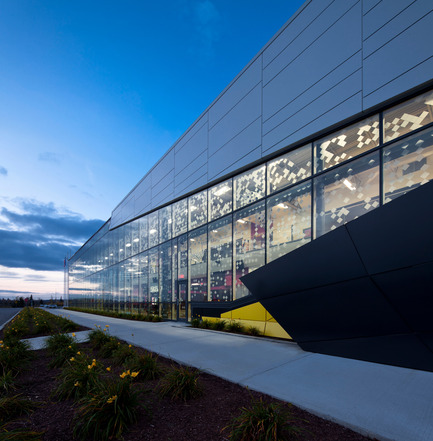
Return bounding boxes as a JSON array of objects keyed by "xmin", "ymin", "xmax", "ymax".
[{"xmin": 69, "ymin": 88, "xmax": 433, "ymax": 320}]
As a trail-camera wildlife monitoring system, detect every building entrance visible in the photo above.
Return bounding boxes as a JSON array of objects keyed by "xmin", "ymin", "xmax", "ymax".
[{"xmin": 176, "ymin": 280, "xmax": 188, "ymax": 321}]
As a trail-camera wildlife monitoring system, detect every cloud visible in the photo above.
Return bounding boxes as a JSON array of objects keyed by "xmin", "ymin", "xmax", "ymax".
[
  {"xmin": 0, "ymin": 166, "xmax": 7, "ymax": 176},
  {"xmin": 0, "ymin": 199, "xmax": 104, "ymax": 271},
  {"xmin": 38, "ymin": 152, "xmax": 61, "ymax": 164}
]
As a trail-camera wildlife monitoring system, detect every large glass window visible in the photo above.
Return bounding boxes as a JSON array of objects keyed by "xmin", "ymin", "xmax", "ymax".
[
  {"xmin": 159, "ymin": 205, "xmax": 172, "ymax": 243},
  {"xmin": 131, "ymin": 220, "xmax": 140, "ymax": 256},
  {"xmin": 148, "ymin": 212, "xmax": 159, "ymax": 248},
  {"xmin": 139, "ymin": 216, "xmax": 148, "ymax": 253},
  {"xmin": 234, "ymin": 165, "xmax": 266, "ymax": 210},
  {"xmin": 383, "ymin": 127, "xmax": 433, "ymax": 203},
  {"xmin": 159, "ymin": 242, "xmax": 172, "ymax": 319},
  {"xmin": 384, "ymin": 90, "xmax": 433, "ymax": 142},
  {"xmin": 209, "ymin": 216, "xmax": 232, "ymax": 302},
  {"xmin": 234, "ymin": 201, "xmax": 265, "ymax": 299},
  {"xmin": 189, "ymin": 226, "xmax": 207, "ymax": 302},
  {"xmin": 314, "ymin": 116, "xmax": 380, "ymax": 173},
  {"xmin": 267, "ymin": 181, "xmax": 311, "ymax": 262},
  {"xmin": 173, "ymin": 199, "xmax": 188, "ymax": 237},
  {"xmin": 139, "ymin": 252, "xmax": 149, "ymax": 313},
  {"xmin": 268, "ymin": 144, "xmax": 312, "ymax": 194},
  {"xmin": 189, "ymin": 190, "xmax": 207, "ymax": 229},
  {"xmin": 314, "ymin": 152, "xmax": 380, "ymax": 238},
  {"xmin": 148, "ymin": 249, "xmax": 159, "ymax": 315},
  {"xmin": 209, "ymin": 179, "xmax": 233, "ymax": 221},
  {"xmin": 124, "ymin": 223, "xmax": 132, "ymax": 259}
]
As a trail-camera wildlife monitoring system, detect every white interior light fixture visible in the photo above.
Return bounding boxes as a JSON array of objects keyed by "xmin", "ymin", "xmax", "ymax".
[
  {"xmin": 277, "ymin": 202, "xmax": 289, "ymax": 209},
  {"xmin": 214, "ymin": 185, "xmax": 230, "ymax": 196},
  {"xmin": 133, "ymin": 238, "xmax": 139, "ymax": 242},
  {"xmin": 149, "ymin": 229, "xmax": 157, "ymax": 234},
  {"xmin": 212, "ymin": 230, "xmax": 218, "ymax": 233},
  {"xmin": 343, "ymin": 179, "xmax": 356, "ymax": 191},
  {"xmin": 237, "ymin": 219, "xmax": 247, "ymax": 224},
  {"xmin": 119, "ymin": 248, "xmax": 124, "ymax": 252},
  {"xmin": 190, "ymin": 205, "xmax": 197, "ymax": 211},
  {"xmin": 125, "ymin": 243, "xmax": 131, "ymax": 247}
]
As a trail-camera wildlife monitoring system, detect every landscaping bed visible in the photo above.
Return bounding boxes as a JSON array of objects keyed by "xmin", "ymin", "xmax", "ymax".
[{"xmin": 0, "ymin": 309, "xmax": 374, "ymax": 440}]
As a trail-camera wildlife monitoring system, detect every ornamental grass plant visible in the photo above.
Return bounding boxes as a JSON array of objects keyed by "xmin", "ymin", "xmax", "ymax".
[
  {"xmin": 0, "ymin": 425, "xmax": 43, "ymax": 441},
  {"xmin": 111, "ymin": 343, "xmax": 136, "ymax": 367},
  {"xmin": 223, "ymin": 397, "xmax": 304, "ymax": 441},
  {"xmin": 45, "ymin": 333, "xmax": 78, "ymax": 368},
  {"xmin": 73, "ymin": 371, "xmax": 144, "ymax": 441},
  {"xmin": 88, "ymin": 326, "xmax": 111, "ymax": 349},
  {"xmin": 54, "ymin": 352, "xmax": 103, "ymax": 401},
  {"xmin": 99, "ymin": 337, "xmax": 121, "ymax": 359},
  {"xmin": 0, "ymin": 371, "xmax": 16, "ymax": 396},
  {"xmin": 124, "ymin": 352, "xmax": 163, "ymax": 381},
  {"xmin": 158, "ymin": 366, "xmax": 202, "ymax": 401},
  {"xmin": 0, "ymin": 339, "xmax": 32, "ymax": 375},
  {"xmin": 0, "ymin": 394, "xmax": 39, "ymax": 423}
]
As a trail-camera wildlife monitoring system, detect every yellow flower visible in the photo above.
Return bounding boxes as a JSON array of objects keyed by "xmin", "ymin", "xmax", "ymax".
[
  {"xmin": 70, "ymin": 357, "xmax": 75, "ymax": 362},
  {"xmin": 77, "ymin": 351, "xmax": 81, "ymax": 355},
  {"xmin": 130, "ymin": 371, "xmax": 139, "ymax": 378},
  {"xmin": 128, "ymin": 345, "xmax": 132, "ymax": 348},
  {"xmin": 107, "ymin": 395, "xmax": 117, "ymax": 404},
  {"xmin": 106, "ymin": 367, "xmax": 111, "ymax": 372},
  {"xmin": 105, "ymin": 325, "xmax": 109, "ymax": 328},
  {"xmin": 68, "ymin": 345, "xmax": 72, "ymax": 349},
  {"xmin": 88, "ymin": 364, "xmax": 93, "ymax": 370},
  {"xmin": 74, "ymin": 381, "xmax": 80, "ymax": 387},
  {"xmin": 119, "ymin": 372, "xmax": 127, "ymax": 379},
  {"xmin": 72, "ymin": 333, "xmax": 76, "ymax": 337}
]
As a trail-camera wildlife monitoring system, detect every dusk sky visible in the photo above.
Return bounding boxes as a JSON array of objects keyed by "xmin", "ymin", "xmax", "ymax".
[{"xmin": 0, "ymin": 0, "xmax": 305, "ymax": 299}]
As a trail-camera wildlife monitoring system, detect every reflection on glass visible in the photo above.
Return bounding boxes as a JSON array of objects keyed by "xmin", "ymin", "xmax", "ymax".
[
  {"xmin": 159, "ymin": 242, "xmax": 172, "ymax": 319},
  {"xmin": 189, "ymin": 226, "xmax": 207, "ymax": 302},
  {"xmin": 209, "ymin": 179, "xmax": 233, "ymax": 221},
  {"xmin": 315, "ymin": 116, "xmax": 379, "ymax": 172},
  {"xmin": 209, "ymin": 216, "xmax": 232, "ymax": 301},
  {"xmin": 173, "ymin": 199, "xmax": 188, "ymax": 237},
  {"xmin": 131, "ymin": 220, "xmax": 140, "ymax": 256},
  {"xmin": 268, "ymin": 144, "xmax": 312, "ymax": 194},
  {"xmin": 189, "ymin": 190, "xmax": 207, "ymax": 229},
  {"xmin": 148, "ymin": 249, "xmax": 159, "ymax": 315},
  {"xmin": 383, "ymin": 127, "xmax": 433, "ymax": 203},
  {"xmin": 314, "ymin": 152, "xmax": 380, "ymax": 238},
  {"xmin": 234, "ymin": 165, "xmax": 266, "ymax": 210},
  {"xmin": 139, "ymin": 253, "xmax": 149, "ymax": 314},
  {"xmin": 139, "ymin": 216, "xmax": 148, "ymax": 253},
  {"xmin": 148, "ymin": 212, "xmax": 159, "ymax": 248},
  {"xmin": 384, "ymin": 90, "xmax": 433, "ymax": 142},
  {"xmin": 159, "ymin": 206, "xmax": 172, "ymax": 243},
  {"xmin": 267, "ymin": 181, "xmax": 311, "ymax": 262},
  {"xmin": 234, "ymin": 201, "xmax": 265, "ymax": 299}
]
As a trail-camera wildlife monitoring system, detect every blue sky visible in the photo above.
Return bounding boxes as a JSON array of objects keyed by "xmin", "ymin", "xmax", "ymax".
[{"xmin": 0, "ymin": 0, "xmax": 305, "ymax": 298}]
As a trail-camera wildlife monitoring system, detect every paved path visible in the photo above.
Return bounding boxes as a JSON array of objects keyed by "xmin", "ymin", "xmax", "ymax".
[
  {"xmin": 0, "ymin": 308, "xmax": 21, "ymax": 330},
  {"xmin": 49, "ymin": 308, "xmax": 433, "ymax": 441}
]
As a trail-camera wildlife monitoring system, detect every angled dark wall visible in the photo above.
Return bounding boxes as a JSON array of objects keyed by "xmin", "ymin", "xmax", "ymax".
[{"xmin": 241, "ymin": 181, "xmax": 433, "ymax": 371}]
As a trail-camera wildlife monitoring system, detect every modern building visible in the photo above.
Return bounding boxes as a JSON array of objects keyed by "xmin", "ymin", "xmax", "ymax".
[{"xmin": 68, "ymin": 0, "xmax": 433, "ymax": 371}]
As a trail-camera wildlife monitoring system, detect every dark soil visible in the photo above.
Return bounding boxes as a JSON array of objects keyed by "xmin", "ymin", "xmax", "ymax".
[{"xmin": 4, "ymin": 339, "xmax": 375, "ymax": 441}]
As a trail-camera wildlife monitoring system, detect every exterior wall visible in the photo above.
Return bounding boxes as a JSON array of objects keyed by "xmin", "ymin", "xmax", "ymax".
[{"xmin": 110, "ymin": 0, "xmax": 433, "ymax": 229}]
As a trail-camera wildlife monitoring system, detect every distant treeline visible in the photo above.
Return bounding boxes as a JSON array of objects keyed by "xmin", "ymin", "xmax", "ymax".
[{"xmin": 0, "ymin": 296, "xmax": 63, "ymax": 308}]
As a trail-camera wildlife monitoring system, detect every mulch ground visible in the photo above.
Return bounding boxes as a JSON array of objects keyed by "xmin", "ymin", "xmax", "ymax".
[{"xmin": 4, "ymin": 338, "xmax": 375, "ymax": 441}]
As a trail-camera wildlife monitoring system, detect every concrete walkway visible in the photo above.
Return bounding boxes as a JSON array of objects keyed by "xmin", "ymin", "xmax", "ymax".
[{"xmin": 48, "ymin": 309, "xmax": 433, "ymax": 441}]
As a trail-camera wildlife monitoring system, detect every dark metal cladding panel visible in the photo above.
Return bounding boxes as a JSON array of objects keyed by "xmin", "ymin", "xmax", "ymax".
[
  {"xmin": 417, "ymin": 332, "xmax": 433, "ymax": 353},
  {"xmin": 372, "ymin": 261, "xmax": 433, "ymax": 333},
  {"xmin": 300, "ymin": 334, "xmax": 433, "ymax": 372},
  {"xmin": 347, "ymin": 180, "xmax": 433, "ymax": 274},
  {"xmin": 241, "ymin": 226, "xmax": 367, "ymax": 299},
  {"xmin": 259, "ymin": 277, "xmax": 409, "ymax": 342}
]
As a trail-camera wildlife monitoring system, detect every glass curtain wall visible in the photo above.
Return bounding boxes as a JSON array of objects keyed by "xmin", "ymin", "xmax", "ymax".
[{"xmin": 68, "ymin": 88, "xmax": 433, "ymax": 318}]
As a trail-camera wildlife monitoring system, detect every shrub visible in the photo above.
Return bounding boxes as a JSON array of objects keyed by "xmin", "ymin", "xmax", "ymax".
[
  {"xmin": 211, "ymin": 320, "xmax": 226, "ymax": 331},
  {"xmin": 226, "ymin": 321, "xmax": 244, "ymax": 333},
  {"xmin": 45, "ymin": 333, "xmax": 78, "ymax": 368},
  {"xmin": 158, "ymin": 366, "xmax": 202, "ymax": 401},
  {"xmin": 0, "ymin": 340, "xmax": 32, "ymax": 374},
  {"xmin": 190, "ymin": 318, "xmax": 200, "ymax": 328},
  {"xmin": 0, "ymin": 371, "xmax": 16, "ymax": 396},
  {"xmin": 124, "ymin": 352, "xmax": 163, "ymax": 381},
  {"xmin": 112, "ymin": 344, "xmax": 136, "ymax": 367},
  {"xmin": 99, "ymin": 338, "xmax": 121, "ymax": 359},
  {"xmin": 223, "ymin": 398, "xmax": 303, "ymax": 441},
  {"xmin": 247, "ymin": 326, "xmax": 262, "ymax": 336},
  {"xmin": 0, "ymin": 395, "xmax": 38, "ymax": 422},
  {"xmin": 88, "ymin": 327, "xmax": 111, "ymax": 350},
  {"xmin": 199, "ymin": 319, "xmax": 212, "ymax": 329},
  {"xmin": 54, "ymin": 353, "xmax": 102, "ymax": 401},
  {"xmin": 73, "ymin": 374, "xmax": 144, "ymax": 441}
]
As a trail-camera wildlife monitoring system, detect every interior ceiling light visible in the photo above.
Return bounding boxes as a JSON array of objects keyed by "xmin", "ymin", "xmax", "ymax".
[
  {"xmin": 133, "ymin": 238, "xmax": 139, "ymax": 242},
  {"xmin": 125, "ymin": 243, "xmax": 131, "ymax": 247},
  {"xmin": 277, "ymin": 202, "xmax": 289, "ymax": 209},
  {"xmin": 237, "ymin": 219, "xmax": 247, "ymax": 224},
  {"xmin": 149, "ymin": 229, "xmax": 157, "ymax": 234}
]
